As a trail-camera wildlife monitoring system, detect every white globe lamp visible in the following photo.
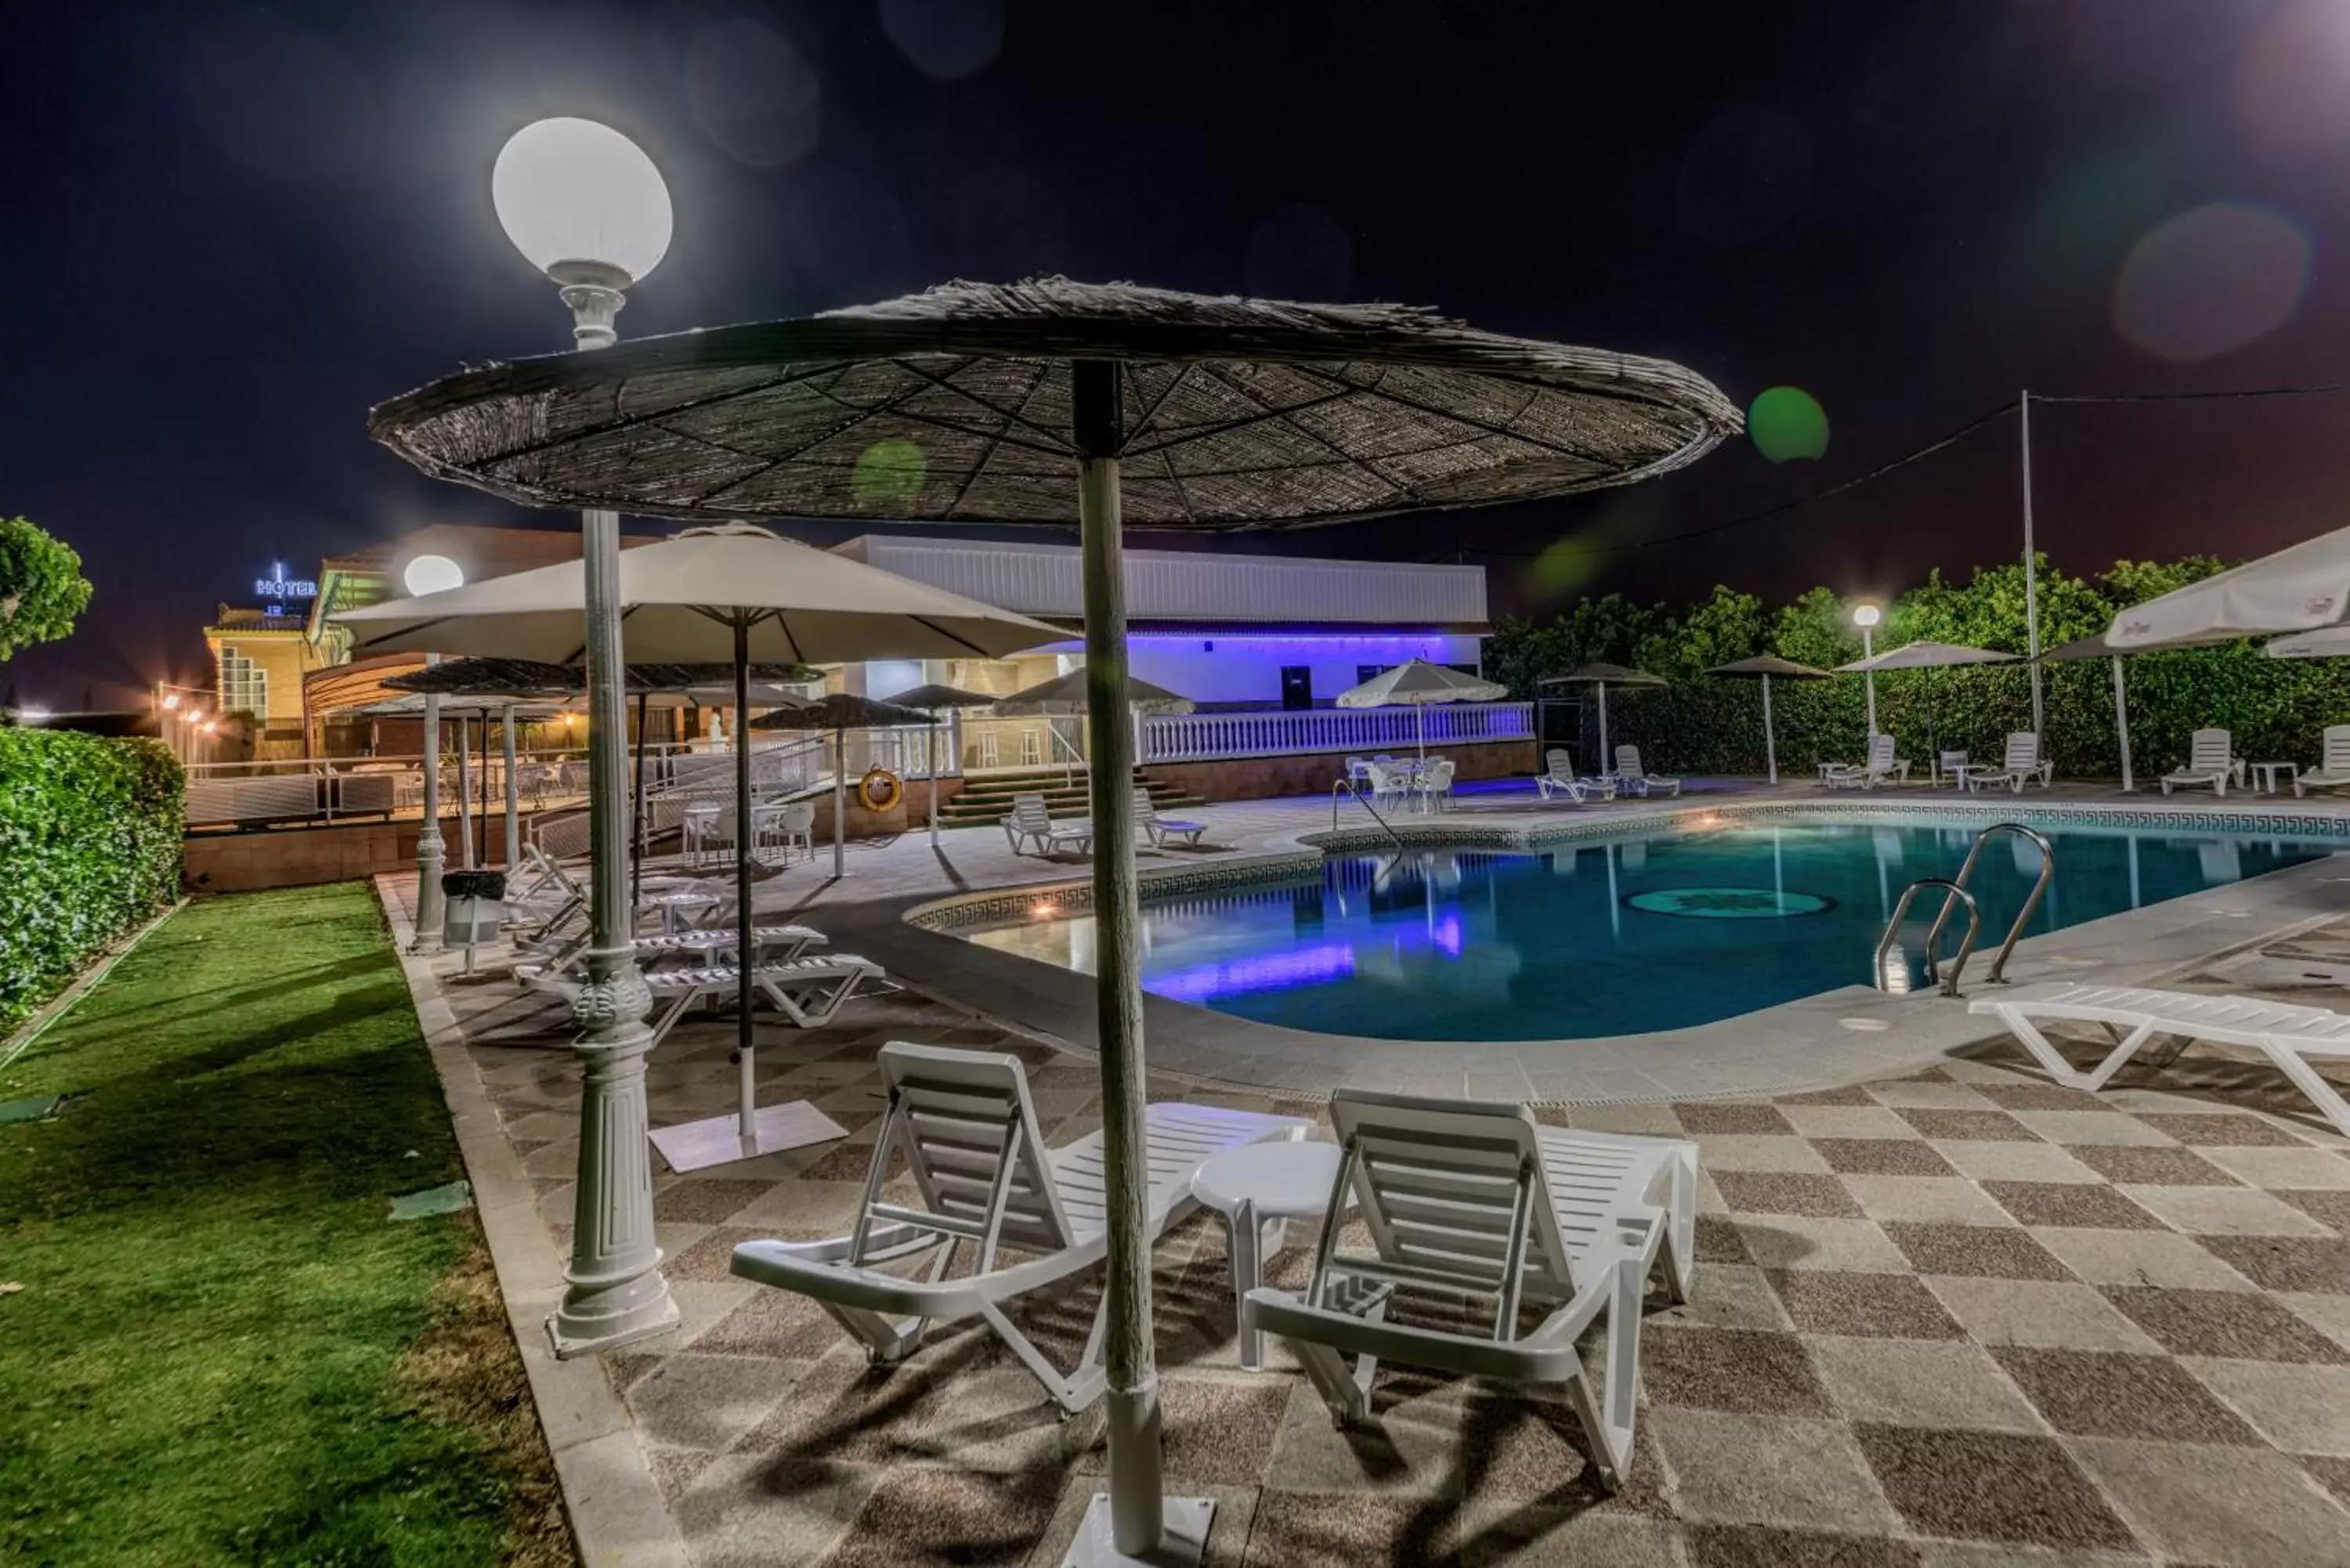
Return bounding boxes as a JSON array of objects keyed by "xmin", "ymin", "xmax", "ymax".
[
  {"xmin": 1851, "ymin": 604, "xmax": 1883, "ymax": 734},
  {"xmin": 492, "ymin": 117, "xmax": 672, "ymax": 347},
  {"xmin": 403, "ymin": 554, "xmax": 466, "ymax": 597}
]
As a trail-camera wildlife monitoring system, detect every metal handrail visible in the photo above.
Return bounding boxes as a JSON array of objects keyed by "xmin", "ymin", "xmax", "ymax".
[
  {"xmin": 1876, "ymin": 878, "xmax": 1982, "ymax": 998},
  {"xmin": 1922, "ymin": 822, "xmax": 2055, "ymax": 986},
  {"xmin": 1331, "ymin": 776, "xmax": 1405, "ymax": 847}
]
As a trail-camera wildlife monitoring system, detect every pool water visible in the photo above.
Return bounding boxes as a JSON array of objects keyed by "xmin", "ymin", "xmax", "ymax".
[{"xmin": 962, "ymin": 819, "xmax": 2340, "ymax": 1041}]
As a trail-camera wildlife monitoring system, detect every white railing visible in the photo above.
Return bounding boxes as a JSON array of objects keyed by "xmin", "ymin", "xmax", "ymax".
[{"xmin": 1139, "ymin": 701, "xmax": 1534, "ymax": 764}]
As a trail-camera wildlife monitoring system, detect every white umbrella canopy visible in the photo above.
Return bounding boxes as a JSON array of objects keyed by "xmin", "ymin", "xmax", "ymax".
[
  {"xmin": 1834, "ymin": 641, "xmax": 2020, "ymax": 672},
  {"xmin": 334, "ymin": 523, "xmax": 1060, "ymax": 1075},
  {"xmin": 2106, "ymin": 523, "xmax": 2350, "ymax": 651},
  {"xmin": 2265, "ymin": 625, "xmax": 2350, "ymax": 659},
  {"xmin": 1334, "ymin": 657, "xmax": 1506, "ymax": 763},
  {"xmin": 334, "ymin": 524, "xmax": 1062, "ymax": 664}
]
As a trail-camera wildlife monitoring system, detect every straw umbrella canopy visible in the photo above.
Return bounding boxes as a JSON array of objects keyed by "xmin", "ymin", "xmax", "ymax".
[
  {"xmin": 1538, "ymin": 663, "xmax": 1668, "ymax": 773},
  {"xmin": 1332, "ymin": 657, "xmax": 1507, "ymax": 762},
  {"xmin": 1707, "ymin": 656, "xmax": 1831, "ymax": 785},
  {"xmin": 750, "ymin": 693, "xmax": 936, "ymax": 875},
  {"xmin": 360, "ymin": 275, "xmax": 1740, "ymax": 1558},
  {"xmin": 342, "ymin": 685, "xmax": 570, "ymax": 871},
  {"xmin": 337, "ymin": 524, "xmax": 1059, "ymax": 1076},
  {"xmin": 881, "ymin": 683, "xmax": 1000, "ymax": 845}
]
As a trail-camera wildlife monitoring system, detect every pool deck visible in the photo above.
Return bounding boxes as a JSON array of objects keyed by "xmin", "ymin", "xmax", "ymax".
[{"xmin": 375, "ymin": 779, "xmax": 2350, "ymax": 1564}]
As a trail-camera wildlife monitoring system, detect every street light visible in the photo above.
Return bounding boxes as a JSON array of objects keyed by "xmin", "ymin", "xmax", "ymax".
[
  {"xmin": 1852, "ymin": 603, "xmax": 1882, "ymax": 735},
  {"xmin": 492, "ymin": 115, "xmax": 680, "ymax": 1357},
  {"xmin": 403, "ymin": 554, "xmax": 466, "ymax": 954}
]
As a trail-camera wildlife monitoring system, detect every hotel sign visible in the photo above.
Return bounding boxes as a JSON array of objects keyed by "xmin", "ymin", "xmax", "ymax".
[{"xmin": 255, "ymin": 562, "xmax": 316, "ymax": 600}]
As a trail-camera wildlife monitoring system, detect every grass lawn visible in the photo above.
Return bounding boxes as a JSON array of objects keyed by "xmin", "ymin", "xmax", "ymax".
[{"xmin": 0, "ymin": 882, "xmax": 570, "ymax": 1567}]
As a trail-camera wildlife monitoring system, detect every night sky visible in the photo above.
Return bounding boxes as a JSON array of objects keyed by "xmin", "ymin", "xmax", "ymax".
[{"xmin": 9, "ymin": 1, "xmax": 2350, "ymax": 707}]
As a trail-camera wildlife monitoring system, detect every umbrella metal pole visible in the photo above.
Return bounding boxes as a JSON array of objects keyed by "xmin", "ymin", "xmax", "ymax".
[
  {"xmin": 502, "ymin": 704, "xmax": 520, "ymax": 869},
  {"xmin": 833, "ymin": 725, "xmax": 847, "ymax": 879},
  {"xmin": 927, "ymin": 717, "xmax": 940, "ymax": 846},
  {"xmin": 2021, "ymin": 389, "xmax": 2044, "ymax": 739},
  {"xmin": 632, "ymin": 691, "xmax": 649, "ymax": 911},
  {"xmin": 733, "ymin": 620, "xmax": 755, "ymax": 1138},
  {"xmin": 1070, "ymin": 359, "xmax": 1198, "ymax": 1565},
  {"xmin": 1597, "ymin": 681, "xmax": 1609, "ymax": 775},
  {"xmin": 2111, "ymin": 655, "xmax": 2134, "ymax": 792},
  {"xmin": 1762, "ymin": 673, "xmax": 1777, "ymax": 785},
  {"xmin": 414, "ymin": 661, "xmax": 446, "ymax": 953},
  {"xmin": 457, "ymin": 717, "xmax": 474, "ymax": 870}
]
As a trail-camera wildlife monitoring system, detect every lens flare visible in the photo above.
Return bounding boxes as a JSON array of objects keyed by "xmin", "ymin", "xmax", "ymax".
[
  {"xmin": 879, "ymin": 0, "xmax": 1005, "ymax": 80},
  {"xmin": 1747, "ymin": 386, "xmax": 1829, "ymax": 463},
  {"xmin": 2230, "ymin": 2, "xmax": 2350, "ymax": 153},
  {"xmin": 687, "ymin": 17, "xmax": 822, "ymax": 167},
  {"xmin": 2113, "ymin": 201, "xmax": 2312, "ymax": 362}
]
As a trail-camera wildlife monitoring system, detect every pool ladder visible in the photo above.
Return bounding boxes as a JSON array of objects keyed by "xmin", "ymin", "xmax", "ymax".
[{"xmin": 1875, "ymin": 822, "xmax": 2055, "ymax": 998}]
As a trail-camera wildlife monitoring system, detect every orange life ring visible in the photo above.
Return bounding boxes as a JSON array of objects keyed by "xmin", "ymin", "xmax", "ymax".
[{"xmin": 857, "ymin": 766, "xmax": 902, "ymax": 812}]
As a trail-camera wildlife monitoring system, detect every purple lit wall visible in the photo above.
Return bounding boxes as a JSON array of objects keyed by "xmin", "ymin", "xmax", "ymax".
[{"xmin": 1014, "ymin": 631, "xmax": 1485, "ymax": 706}]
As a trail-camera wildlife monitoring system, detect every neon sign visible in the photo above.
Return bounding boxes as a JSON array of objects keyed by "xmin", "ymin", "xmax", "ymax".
[{"xmin": 255, "ymin": 562, "xmax": 316, "ymax": 599}]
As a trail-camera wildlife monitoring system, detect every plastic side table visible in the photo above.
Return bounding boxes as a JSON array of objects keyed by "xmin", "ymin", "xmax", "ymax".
[{"xmin": 1189, "ymin": 1140, "xmax": 1349, "ymax": 1371}]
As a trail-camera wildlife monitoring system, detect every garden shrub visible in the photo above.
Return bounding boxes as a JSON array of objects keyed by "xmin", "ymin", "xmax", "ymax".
[
  {"xmin": 0, "ymin": 729, "xmax": 183, "ymax": 1029},
  {"xmin": 1490, "ymin": 554, "xmax": 2350, "ymax": 779}
]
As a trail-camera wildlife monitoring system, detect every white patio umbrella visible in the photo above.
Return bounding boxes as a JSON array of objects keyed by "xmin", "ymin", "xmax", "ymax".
[
  {"xmin": 2041, "ymin": 632, "xmax": 2138, "ymax": 791},
  {"xmin": 1333, "ymin": 657, "xmax": 1506, "ymax": 761},
  {"xmin": 1835, "ymin": 641, "xmax": 2022, "ymax": 759},
  {"xmin": 1538, "ymin": 663, "xmax": 1666, "ymax": 771},
  {"xmin": 989, "ymin": 667, "xmax": 1196, "ymax": 782},
  {"xmin": 337, "ymin": 524, "xmax": 1058, "ymax": 1077},
  {"xmin": 1707, "ymin": 655, "xmax": 1831, "ymax": 784},
  {"xmin": 2105, "ymin": 522, "xmax": 2350, "ymax": 649},
  {"xmin": 2264, "ymin": 625, "xmax": 2350, "ymax": 659}
]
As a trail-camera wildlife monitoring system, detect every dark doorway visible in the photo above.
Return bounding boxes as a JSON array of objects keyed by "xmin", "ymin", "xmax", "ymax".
[{"xmin": 1281, "ymin": 665, "xmax": 1313, "ymax": 710}]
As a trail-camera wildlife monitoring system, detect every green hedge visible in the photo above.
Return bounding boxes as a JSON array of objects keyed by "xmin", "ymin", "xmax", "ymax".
[
  {"xmin": 1491, "ymin": 556, "xmax": 2350, "ymax": 779},
  {"xmin": 0, "ymin": 730, "xmax": 183, "ymax": 1030}
]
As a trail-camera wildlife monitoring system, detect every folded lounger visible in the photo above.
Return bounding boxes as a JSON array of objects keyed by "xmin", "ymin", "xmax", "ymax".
[
  {"xmin": 637, "ymin": 953, "xmax": 884, "ymax": 1045},
  {"xmin": 732, "ymin": 1042, "xmax": 1305, "ymax": 1412},
  {"xmin": 1246, "ymin": 1090, "xmax": 1697, "ymax": 1490},
  {"xmin": 1970, "ymin": 982, "xmax": 2350, "ymax": 1139}
]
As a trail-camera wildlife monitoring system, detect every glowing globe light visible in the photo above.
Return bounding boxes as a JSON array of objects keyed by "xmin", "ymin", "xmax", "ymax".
[
  {"xmin": 491, "ymin": 118, "xmax": 673, "ymax": 285},
  {"xmin": 403, "ymin": 554, "xmax": 465, "ymax": 597},
  {"xmin": 161, "ymin": 692, "xmax": 180, "ymax": 710},
  {"xmin": 1748, "ymin": 385, "xmax": 1830, "ymax": 463},
  {"xmin": 1852, "ymin": 604, "xmax": 1882, "ymax": 630}
]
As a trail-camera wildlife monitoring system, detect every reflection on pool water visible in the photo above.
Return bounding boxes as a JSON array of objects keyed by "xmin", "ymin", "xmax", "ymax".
[{"xmin": 960, "ymin": 819, "xmax": 2340, "ymax": 1041}]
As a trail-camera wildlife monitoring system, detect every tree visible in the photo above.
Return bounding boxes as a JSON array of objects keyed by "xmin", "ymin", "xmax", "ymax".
[{"xmin": 0, "ymin": 516, "xmax": 92, "ymax": 662}]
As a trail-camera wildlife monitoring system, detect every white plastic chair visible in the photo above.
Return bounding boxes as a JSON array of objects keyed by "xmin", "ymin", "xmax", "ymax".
[
  {"xmin": 1417, "ymin": 757, "xmax": 1457, "ymax": 812},
  {"xmin": 1003, "ymin": 792, "xmax": 1090, "ymax": 856},
  {"xmin": 1246, "ymin": 1089, "xmax": 1697, "ymax": 1492},
  {"xmin": 2161, "ymin": 728, "xmax": 2237, "ymax": 796},
  {"xmin": 732, "ymin": 1042, "xmax": 1306, "ymax": 1412},
  {"xmin": 1964, "ymin": 732, "xmax": 2045, "ymax": 793},
  {"xmin": 2296, "ymin": 725, "xmax": 2350, "ymax": 797},
  {"xmin": 1823, "ymin": 733, "xmax": 1903, "ymax": 789}
]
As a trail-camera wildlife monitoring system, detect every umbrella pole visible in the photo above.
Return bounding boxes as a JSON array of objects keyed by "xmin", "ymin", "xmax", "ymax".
[
  {"xmin": 457, "ymin": 717, "xmax": 475, "ymax": 871},
  {"xmin": 1598, "ymin": 681, "xmax": 1609, "ymax": 775},
  {"xmin": 734, "ymin": 620, "xmax": 755, "ymax": 1140},
  {"xmin": 2112, "ymin": 655, "xmax": 2134, "ymax": 792},
  {"xmin": 1072, "ymin": 359, "xmax": 1189, "ymax": 1562},
  {"xmin": 502, "ymin": 703, "xmax": 520, "ymax": 869},
  {"xmin": 1416, "ymin": 703, "xmax": 1426, "ymax": 765},
  {"xmin": 1762, "ymin": 673, "xmax": 1777, "ymax": 786},
  {"xmin": 832, "ymin": 724, "xmax": 846, "ymax": 879},
  {"xmin": 633, "ymin": 691, "xmax": 649, "ymax": 910},
  {"xmin": 927, "ymin": 717, "xmax": 940, "ymax": 847}
]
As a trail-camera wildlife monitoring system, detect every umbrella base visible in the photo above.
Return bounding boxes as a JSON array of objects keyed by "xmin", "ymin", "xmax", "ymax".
[
  {"xmin": 1060, "ymin": 1497, "xmax": 1213, "ymax": 1566},
  {"xmin": 649, "ymin": 1100, "xmax": 847, "ymax": 1174}
]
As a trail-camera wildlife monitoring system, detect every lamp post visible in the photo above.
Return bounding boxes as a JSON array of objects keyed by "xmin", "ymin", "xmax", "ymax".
[
  {"xmin": 1853, "ymin": 603, "xmax": 1882, "ymax": 735},
  {"xmin": 493, "ymin": 116, "xmax": 680, "ymax": 1357},
  {"xmin": 403, "ymin": 554, "xmax": 465, "ymax": 952}
]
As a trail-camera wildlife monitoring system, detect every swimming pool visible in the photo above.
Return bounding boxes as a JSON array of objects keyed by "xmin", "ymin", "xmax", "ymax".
[{"xmin": 960, "ymin": 818, "xmax": 2341, "ymax": 1041}]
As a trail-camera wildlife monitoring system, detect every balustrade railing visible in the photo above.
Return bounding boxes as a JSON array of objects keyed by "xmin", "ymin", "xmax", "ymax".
[{"xmin": 1139, "ymin": 701, "xmax": 1533, "ymax": 764}]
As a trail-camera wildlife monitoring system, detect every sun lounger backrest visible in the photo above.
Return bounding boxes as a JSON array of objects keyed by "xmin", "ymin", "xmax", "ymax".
[
  {"xmin": 2190, "ymin": 728, "xmax": 2232, "ymax": 771},
  {"xmin": 1010, "ymin": 793, "xmax": 1056, "ymax": 832},
  {"xmin": 2004, "ymin": 732, "xmax": 2037, "ymax": 771},
  {"xmin": 2324, "ymin": 725, "xmax": 2350, "ymax": 774},
  {"xmin": 1867, "ymin": 733, "xmax": 1896, "ymax": 771},
  {"xmin": 1131, "ymin": 793, "xmax": 1160, "ymax": 826},
  {"xmin": 873, "ymin": 1042, "xmax": 1072, "ymax": 1259},
  {"xmin": 1325, "ymin": 1089, "xmax": 1578, "ymax": 1334},
  {"xmin": 1615, "ymin": 746, "xmax": 1643, "ymax": 777},
  {"xmin": 1545, "ymin": 748, "xmax": 1573, "ymax": 779}
]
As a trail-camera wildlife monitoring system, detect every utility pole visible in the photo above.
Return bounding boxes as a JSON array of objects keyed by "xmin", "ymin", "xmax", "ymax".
[{"xmin": 2021, "ymin": 389, "xmax": 2044, "ymax": 738}]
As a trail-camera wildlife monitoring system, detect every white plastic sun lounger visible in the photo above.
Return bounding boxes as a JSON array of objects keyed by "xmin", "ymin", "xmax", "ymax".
[
  {"xmin": 2296, "ymin": 725, "xmax": 2350, "ymax": 797},
  {"xmin": 732, "ymin": 1042, "xmax": 1305, "ymax": 1412},
  {"xmin": 1823, "ymin": 732, "xmax": 1905, "ymax": 790},
  {"xmin": 1246, "ymin": 1090, "xmax": 1697, "ymax": 1491},
  {"xmin": 1970, "ymin": 982, "xmax": 2350, "ymax": 1138},
  {"xmin": 1537, "ymin": 749, "xmax": 1614, "ymax": 804},
  {"xmin": 1003, "ymin": 792, "xmax": 1092, "ymax": 857},
  {"xmin": 1963, "ymin": 732, "xmax": 2048, "ymax": 793},
  {"xmin": 636, "ymin": 953, "xmax": 883, "ymax": 1045},
  {"xmin": 1133, "ymin": 792, "xmax": 1206, "ymax": 847},
  {"xmin": 1613, "ymin": 746, "xmax": 1681, "ymax": 798},
  {"xmin": 2160, "ymin": 728, "xmax": 2240, "ymax": 796}
]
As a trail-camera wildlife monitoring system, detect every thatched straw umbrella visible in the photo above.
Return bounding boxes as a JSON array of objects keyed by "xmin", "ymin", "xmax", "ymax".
[
  {"xmin": 749, "ymin": 693, "xmax": 936, "ymax": 875},
  {"xmin": 363, "ymin": 276, "xmax": 1740, "ymax": 1556},
  {"xmin": 1539, "ymin": 663, "xmax": 1668, "ymax": 775}
]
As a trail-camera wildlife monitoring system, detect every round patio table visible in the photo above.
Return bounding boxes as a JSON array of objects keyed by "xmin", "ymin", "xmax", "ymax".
[{"xmin": 1191, "ymin": 1139, "xmax": 1351, "ymax": 1371}]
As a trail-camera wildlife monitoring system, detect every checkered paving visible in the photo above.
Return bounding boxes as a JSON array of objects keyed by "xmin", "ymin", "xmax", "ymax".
[{"xmin": 444, "ymin": 952, "xmax": 2350, "ymax": 1566}]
